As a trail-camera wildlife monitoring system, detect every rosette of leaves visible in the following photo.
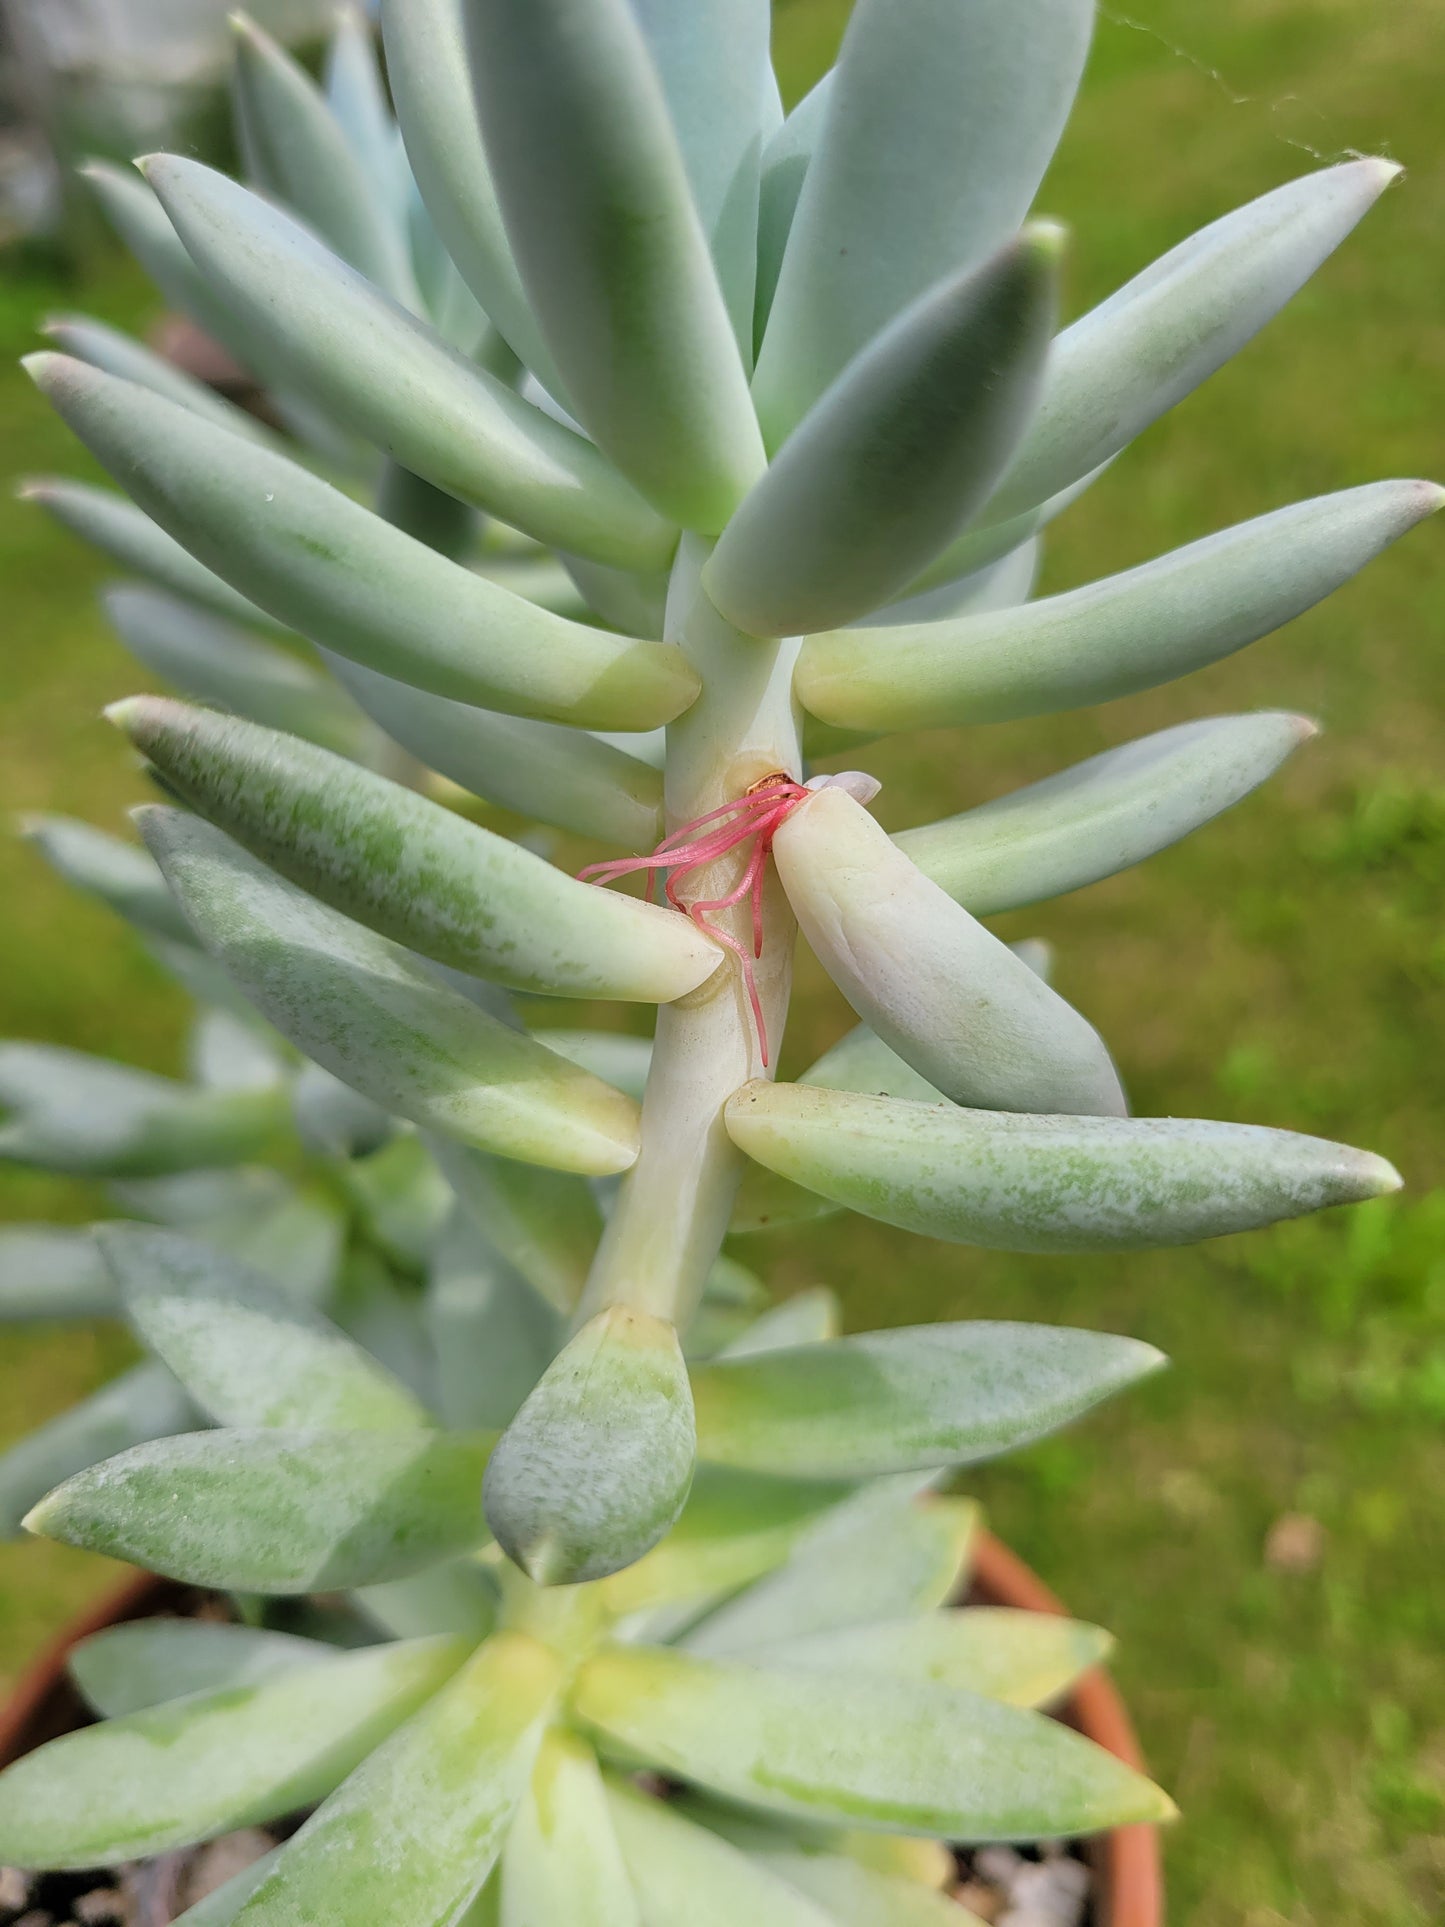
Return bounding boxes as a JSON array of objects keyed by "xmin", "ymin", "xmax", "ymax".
[
  {"xmin": 0, "ymin": 1222, "xmax": 1177, "ymax": 1925},
  {"xmin": 13, "ymin": 0, "xmax": 1431, "ymax": 1589}
]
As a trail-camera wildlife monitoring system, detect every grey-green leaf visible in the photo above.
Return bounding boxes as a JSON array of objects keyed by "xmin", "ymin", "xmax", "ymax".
[
  {"xmin": 0, "ymin": 1635, "xmax": 465, "ymax": 1869},
  {"xmin": 0, "ymin": 1363, "xmax": 193, "ymax": 1540},
  {"xmin": 0, "ymin": 1224, "xmax": 115, "ymax": 1322},
  {"xmin": 706, "ymin": 229, "xmax": 1059, "ymax": 637},
  {"xmin": 466, "ymin": 0, "xmax": 765, "ymax": 531},
  {"xmin": 115, "ymin": 699, "xmax": 720, "ymax": 1004},
  {"xmin": 753, "ymin": 77, "xmax": 830, "ymax": 352},
  {"xmin": 20, "ymin": 813, "xmax": 195, "ymax": 947},
  {"xmin": 40, "ymin": 312, "xmax": 277, "ymax": 448},
  {"xmin": 27, "ymin": 1427, "xmax": 494, "ymax": 1592},
  {"xmin": 70, "ymin": 1620, "xmax": 330, "ymax": 1721},
  {"xmin": 27, "ymin": 356, "xmax": 700, "ymax": 731},
  {"xmin": 896, "ymin": 711, "xmax": 1316, "ymax": 913},
  {"xmin": 502, "ymin": 1730, "xmax": 640, "ymax": 1927},
  {"xmin": 604, "ymin": 1780, "xmax": 830, "ymax": 1927},
  {"xmin": 434, "ymin": 1138, "xmax": 603, "ymax": 1313},
  {"xmin": 752, "ymin": 0, "xmax": 1093, "ymax": 442},
  {"xmin": 724, "ymin": 1082, "xmax": 1403, "ymax": 1252},
  {"xmin": 139, "ymin": 808, "xmax": 643, "ymax": 1177},
  {"xmin": 425, "ymin": 1210, "xmax": 563, "ymax": 1431},
  {"xmin": 798, "ymin": 482, "xmax": 1444, "ymax": 732}
]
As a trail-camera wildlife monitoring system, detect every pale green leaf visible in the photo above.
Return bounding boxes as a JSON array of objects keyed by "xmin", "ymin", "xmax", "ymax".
[
  {"xmin": 719, "ymin": 1289, "xmax": 841, "ymax": 1359},
  {"xmin": 466, "ymin": 0, "xmax": 765, "ymax": 531},
  {"xmin": 798, "ymin": 482, "xmax": 1444, "ymax": 732},
  {"xmin": 20, "ymin": 813, "xmax": 194, "ymax": 948},
  {"xmin": 740, "ymin": 1846, "xmax": 970, "ymax": 1927},
  {"xmin": 799, "ymin": 1025, "xmax": 942, "ymax": 1104},
  {"xmin": 724, "ymin": 1082, "xmax": 1403, "ymax": 1251},
  {"xmin": 574, "ymin": 1647, "xmax": 1173, "ymax": 1839},
  {"xmin": 502, "ymin": 1731, "xmax": 640, "ymax": 1927},
  {"xmin": 0, "ymin": 1363, "xmax": 192, "ymax": 1539},
  {"xmin": 27, "ymin": 1427, "xmax": 494, "ymax": 1592},
  {"xmin": 707, "ymin": 229, "xmax": 1059, "ymax": 637},
  {"xmin": 340, "ymin": 1133, "xmax": 455, "ymax": 1269},
  {"xmin": 70, "ymin": 1620, "xmax": 330, "ymax": 1721},
  {"xmin": 530, "ymin": 1031, "xmax": 654, "ymax": 1105},
  {"xmin": 753, "ymin": 0, "xmax": 1093, "ymax": 442},
  {"xmin": 873, "ymin": 533, "xmax": 1040, "ymax": 628},
  {"xmin": 40, "ymin": 312, "xmax": 277, "ymax": 447},
  {"xmin": 116, "ymin": 699, "xmax": 719, "ymax": 1005},
  {"xmin": 323, "ymin": 4, "xmax": 409, "ymax": 222},
  {"xmin": 353, "ymin": 1558, "xmax": 500, "ymax": 1643},
  {"xmin": 895, "ymin": 711, "xmax": 1316, "ymax": 912},
  {"xmin": 772, "ymin": 788, "xmax": 1126, "ymax": 1115},
  {"xmin": 484, "ymin": 1308, "xmax": 695, "ymax": 1585},
  {"xmin": 728, "ymin": 1162, "xmax": 838, "ymax": 1237},
  {"xmin": 0, "ymin": 1634, "xmax": 466, "ymax": 1869},
  {"xmin": 425, "ymin": 1210, "xmax": 563, "ymax": 1431},
  {"xmin": 604, "ymin": 1780, "xmax": 831, "ymax": 1927},
  {"xmin": 27, "ymin": 357, "xmax": 701, "ymax": 731},
  {"xmin": 434, "ymin": 1138, "xmax": 602, "ymax": 1313},
  {"xmin": 139, "ymin": 808, "xmax": 643, "ymax": 1177},
  {"xmin": 753, "ymin": 77, "xmax": 830, "ymax": 352},
  {"xmin": 0, "ymin": 1224, "xmax": 115, "ymax": 1322}
]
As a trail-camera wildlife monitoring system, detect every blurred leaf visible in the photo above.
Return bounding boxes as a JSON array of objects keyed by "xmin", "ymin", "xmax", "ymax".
[
  {"xmin": 434, "ymin": 1139, "xmax": 603, "ymax": 1313},
  {"xmin": 502, "ymin": 1730, "xmax": 639, "ymax": 1927},
  {"xmin": 20, "ymin": 813, "xmax": 195, "ymax": 948},
  {"xmin": 70, "ymin": 1619, "xmax": 330, "ymax": 1720},
  {"xmin": 426, "ymin": 1210, "xmax": 562, "ymax": 1431},
  {"xmin": 753, "ymin": 76, "xmax": 829, "ymax": 352},
  {"xmin": 605, "ymin": 1780, "xmax": 830, "ymax": 1927},
  {"xmin": 718, "ymin": 1289, "xmax": 841, "ymax": 1359},
  {"xmin": 0, "ymin": 1362, "xmax": 193, "ymax": 1539},
  {"xmin": 0, "ymin": 1224, "xmax": 116, "ymax": 1322}
]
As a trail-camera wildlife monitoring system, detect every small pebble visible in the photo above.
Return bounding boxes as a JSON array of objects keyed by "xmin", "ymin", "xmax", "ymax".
[
  {"xmin": 1265, "ymin": 1512, "xmax": 1325, "ymax": 1572},
  {"xmin": 953, "ymin": 1877, "xmax": 1004, "ymax": 1922},
  {"xmin": 73, "ymin": 1893, "xmax": 127, "ymax": 1924},
  {"xmin": 0, "ymin": 1867, "xmax": 30, "ymax": 1912},
  {"xmin": 14, "ymin": 1911, "xmax": 53, "ymax": 1927},
  {"xmin": 974, "ymin": 1845, "xmax": 1024, "ymax": 1886},
  {"xmin": 179, "ymin": 1832, "xmax": 274, "ymax": 1911}
]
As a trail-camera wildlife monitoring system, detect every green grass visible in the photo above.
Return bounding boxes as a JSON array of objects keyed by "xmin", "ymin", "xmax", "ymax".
[{"xmin": 1, "ymin": 4, "xmax": 1442, "ymax": 1921}]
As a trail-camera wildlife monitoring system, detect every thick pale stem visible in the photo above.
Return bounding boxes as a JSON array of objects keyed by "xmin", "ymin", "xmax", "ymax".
[{"xmin": 577, "ymin": 536, "xmax": 800, "ymax": 1327}]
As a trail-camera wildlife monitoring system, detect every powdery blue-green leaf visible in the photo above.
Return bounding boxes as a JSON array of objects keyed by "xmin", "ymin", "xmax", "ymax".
[
  {"xmin": 753, "ymin": 0, "xmax": 1093, "ymax": 443},
  {"xmin": 895, "ymin": 712, "xmax": 1316, "ymax": 912},
  {"xmin": 101, "ymin": 1225, "xmax": 429, "ymax": 1431},
  {"xmin": 426, "ymin": 1210, "xmax": 563, "ymax": 1431},
  {"xmin": 27, "ymin": 1426, "xmax": 493, "ymax": 1592},
  {"xmin": 27, "ymin": 357, "xmax": 700, "ymax": 731},
  {"xmin": 683, "ymin": 1481, "xmax": 975, "ymax": 1659},
  {"xmin": 724, "ymin": 1082, "xmax": 1402, "ymax": 1252},
  {"xmin": 800, "ymin": 1024, "xmax": 942, "ymax": 1104},
  {"xmin": 873, "ymin": 532, "xmax": 1040, "ymax": 628},
  {"xmin": 40, "ymin": 313, "xmax": 278, "ymax": 448},
  {"xmin": 229, "ymin": 10, "xmax": 416, "ymax": 305},
  {"xmin": 139, "ymin": 808, "xmax": 643, "ymax": 1177},
  {"xmin": 560, "ymin": 554, "xmax": 670, "ymax": 637},
  {"xmin": 466, "ymin": 0, "xmax": 765, "ymax": 531},
  {"xmin": 353, "ymin": 1559, "xmax": 500, "ymax": 1643},
  {"xmin": 0, "ymin": 1363, "xmax": 193, "ymax": 1539},
  {"xmin": 484, "ymin": 1308, "xmax": 695, "ymax": 1585},
  {"xmin": 103, "ymin": 586, "xmax": 367, "ymax": 757},
  {"xmin": 719, "ymin": 1289, "xmax": 841, "ymax": 1359},
  {"xmin": 115, "ymin": 699, "xmax": 719, "ymax": 1006},
  {"xmin": 745, "ymin": 1607, "xmax": 1111, "ymax": 1712},
  {"xmin": 0, "ymin": 1043, "xmax": 289, "ymax": 1180},
  {"xmin": 706, "ymin": 229, "xmax": 1059, "ymax": 637},
  {"xmin": 986, "ymin": 158, "xmax": 1404, "ymax": 523},
  {"xmin": 628, "ymin": 0, "xmax": 775, "ymax": 359},
  {"xmin": 604, "ymin": 1781, "xmax": 831, "ymax": 1927},
  {"xmin": 231, "ymin": 1632, "xmax": 560, "ymax": 1927},
  {"xmin": 772, "ymin": 787, "xmax": 1125, "ymax": 1116},
  {"xmin": 0, "ymin": 1224, "xmax": 114, "ymax": 1322},
  {"xmin": 69, "ymin": 1620, "xmax": 330, "ymax": 1721},
  {"xmin": 381, "ymin": 0, "xmax": 565, "ymax": 396},
  {"xmin": 20, "ymin": 813, "xmax": 194, "ymax": 948},
  {"xmin": 319, "ymin": 650, "xmax": 664, "ymax": 850},
  {"xmin": 0, "ymin": 1634, "xmax": 466, "ymax": 1869},
  {"xmin": 20, "ymin": 479, "xmax": 276, "ymax": 630},
  {"xmin": 574, "ymin": 1646, "xmax": 1173, "ymax": 1839},
  {"xmin": 502, "ymin": 1730, "xmax": 640, "ymax": 1927},
  {"xmin": 145, "ymin": 156, "xmax": 677, "ymax": 574},
  {"xmin": 797, "ymin": 482, "xmax": 1444, "ymax": 732},
  {"xmin": 433, "ymin": 1139, "xmax": 602, "ymax": 1313},
  {"xmin": 753, "ymin": 77, "xmax": 830, "ymax": 353},
  {"xmin": 692, "ymin": 1323, "xmax": 1162, "ymax": 1479}
]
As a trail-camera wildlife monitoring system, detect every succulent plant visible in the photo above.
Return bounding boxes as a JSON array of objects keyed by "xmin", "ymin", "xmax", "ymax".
[{"xmin": 1, "ymin": 0, "xmax": 1434, "ymax": 1915}]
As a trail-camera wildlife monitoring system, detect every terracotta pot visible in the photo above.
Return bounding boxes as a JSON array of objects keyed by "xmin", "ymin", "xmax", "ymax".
[{"xmin": 0, "ymin": 1546, "xmax": 1163, "ymax": 1927}]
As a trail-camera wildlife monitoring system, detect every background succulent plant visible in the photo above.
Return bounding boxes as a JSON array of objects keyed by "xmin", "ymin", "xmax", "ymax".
[{"xmin": 0, "ymin": 0, "xmax": 1436, "ymax": 1917}]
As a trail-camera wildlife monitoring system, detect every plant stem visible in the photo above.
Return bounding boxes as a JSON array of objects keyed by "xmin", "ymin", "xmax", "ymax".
[{"xmin": 576, "ymin": 537, "xmax": 801, "ymax": 1329}]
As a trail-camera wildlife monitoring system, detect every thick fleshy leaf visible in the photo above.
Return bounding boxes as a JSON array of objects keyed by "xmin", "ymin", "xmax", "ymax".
[
  {"xmin": 229, "ymin": 10, "xmax": 415, "ymax": 303},
  {"xmin": 426, "ymin": 1210, "xmax": 563, "ymax": 1431},
  {"xmin": 799, "ymin": 1024, "xmax": 941, "ymax": 1104},
  {"xmin": 728, "ymin": 1163, "xmax": 838, "ymax": 1236},
  {"xmin": 145, "ymin": 156, "xmax": 677, "ymax": 573},
  {"xmin": 20, "ymin": 814, "xmax": 194, "ymax": 948},
  {"xmin": 139, "ymin": 808, "xmax": 643, "ymax": 1177},
  {"xmin": 341, "ymin": 1133, "xmax": 456, "ymax": 1268},
  {"xmin": 753, "ymin": 0, "xmax": 1093, "ymax": 442},
  {"xmin": 738, "ymin": 1846, "xmax": 971, "ymax": 1927},
  {"xmin": 353, "ymin": 1559, "xmax": 500, "ymax": 1643},
  {"xmin": 724, "ymin": 1083, "xmax": 1403, "ymax": 1251},
  {"xmin": 381, "ymin": 0, "xmax": 565, "ymax": 395},
  {"xmin": 116, "ymin": 700, "xmax": 719, "ymax": 1005},
  {"xmin": 798, "ymin": 482, "xmax": 1445, "ymax": 732},
  {"xmin": 0, "ymin": 1363, "xmax": 192, "ymax": 1539},
  {"xmin": 101, "ymin": 1226, "xmax": 428, "ymax": 1431},
  {"xmin": 576, "ymin": 1647, "xmax": 1173, "ymax": 1838},
  {"xmin": 103, "ymin": 586, "xmax": 367, "ymax": 756},
  {"xmin": 434, "ymin": 1139, "xmax": 602, "ymax": 1313},
  {"xmin": 692, "ymin": 1323, "xmax": 1162, "ymax": 1478},
  {"xmin": 323, "ymin": 3, "xmax": 407, "ymax": 218},
  {"xmin": 896, "ymin": 712, "xmax": 1316, "ymax": 912},
  {"xmin": 502, "ymin": 1731, "xmax": 639, "ymax": 1927},
  {"xmin": 27, "ymin": 1428, "xmax": 494, "ymax": 1591},
  {"xmin": 753, "ymin": 77, "xmax": 830, "ymax": 351},
  {"xmin": 0, "ymin": 1224, "xmax": 114, "ymax": 1322},
  {"xmin": 873, "ymin": 533, "xmax": 1040, "ymax": 628},
  {"xmin": 629, "ymin": 0, "xmax": 774, "ymax": 357},
  {"xmin": 532, "ymin": 1031, "xmax": 654, "ymax": 1105},
  {"xmin": 605, "ymin": 1781, "xmax": 830, "ymax": 1927},
  {"xmin": 466, "ymin": 0, "xmax": 765, "ymax": 531},
  {"xmin": 70, "ymin": 1620, "xmax": 329, "ymax": 1720},
  {"xmin": 694, "ymin": 1817, "xmax": 955, "ymax": 1897},
  {"xmin": 230, "ymin": 1632, "xmax": 559, "ymax": 1927},
  {"xmin": 27, "ymin": 357, "xmax": 700, "ymax": 731},
  {"xmin": 0, "ymin": 1635, "xmax": 466, "ymax": 1869},
  {"xmin": 40, "ymin": 312, "xmax": 276, "ymax": 447},
  {"xmin": 320, "ymin": 651, "xmax": 664, "ymax": 849},
  {"xmin": 772, "ymin": 788, "xmax": 1125, "ymax": 1115},
  {"xmin": 484, "ymin": 1308, "xmax": 695, "ymax": 1585},
  {"xmin": 986, "ymin": 158, "xmax": 1404, "ymax": 523},
  {"xmin": 20, "ymin": 478, "xmax": 274, "ymax": 629},
  {"xmin": 719, "ymin": 1289, "xmax": 841, "ymax": 1359},
  {"xmin": 707, "ymin": 230, "xmax": 1058, "ymax": 637},
  {"xmin": 0, "ymin": 1043, "xmax": 288, "ymax": 1179},
  {"xmin": 748, "ymin": 1608, "xmax": 1111, "ymax": 1712},
  {"xmin": 684, "ymin": 1480, "xmax": 974, "ymax": 1658}
]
